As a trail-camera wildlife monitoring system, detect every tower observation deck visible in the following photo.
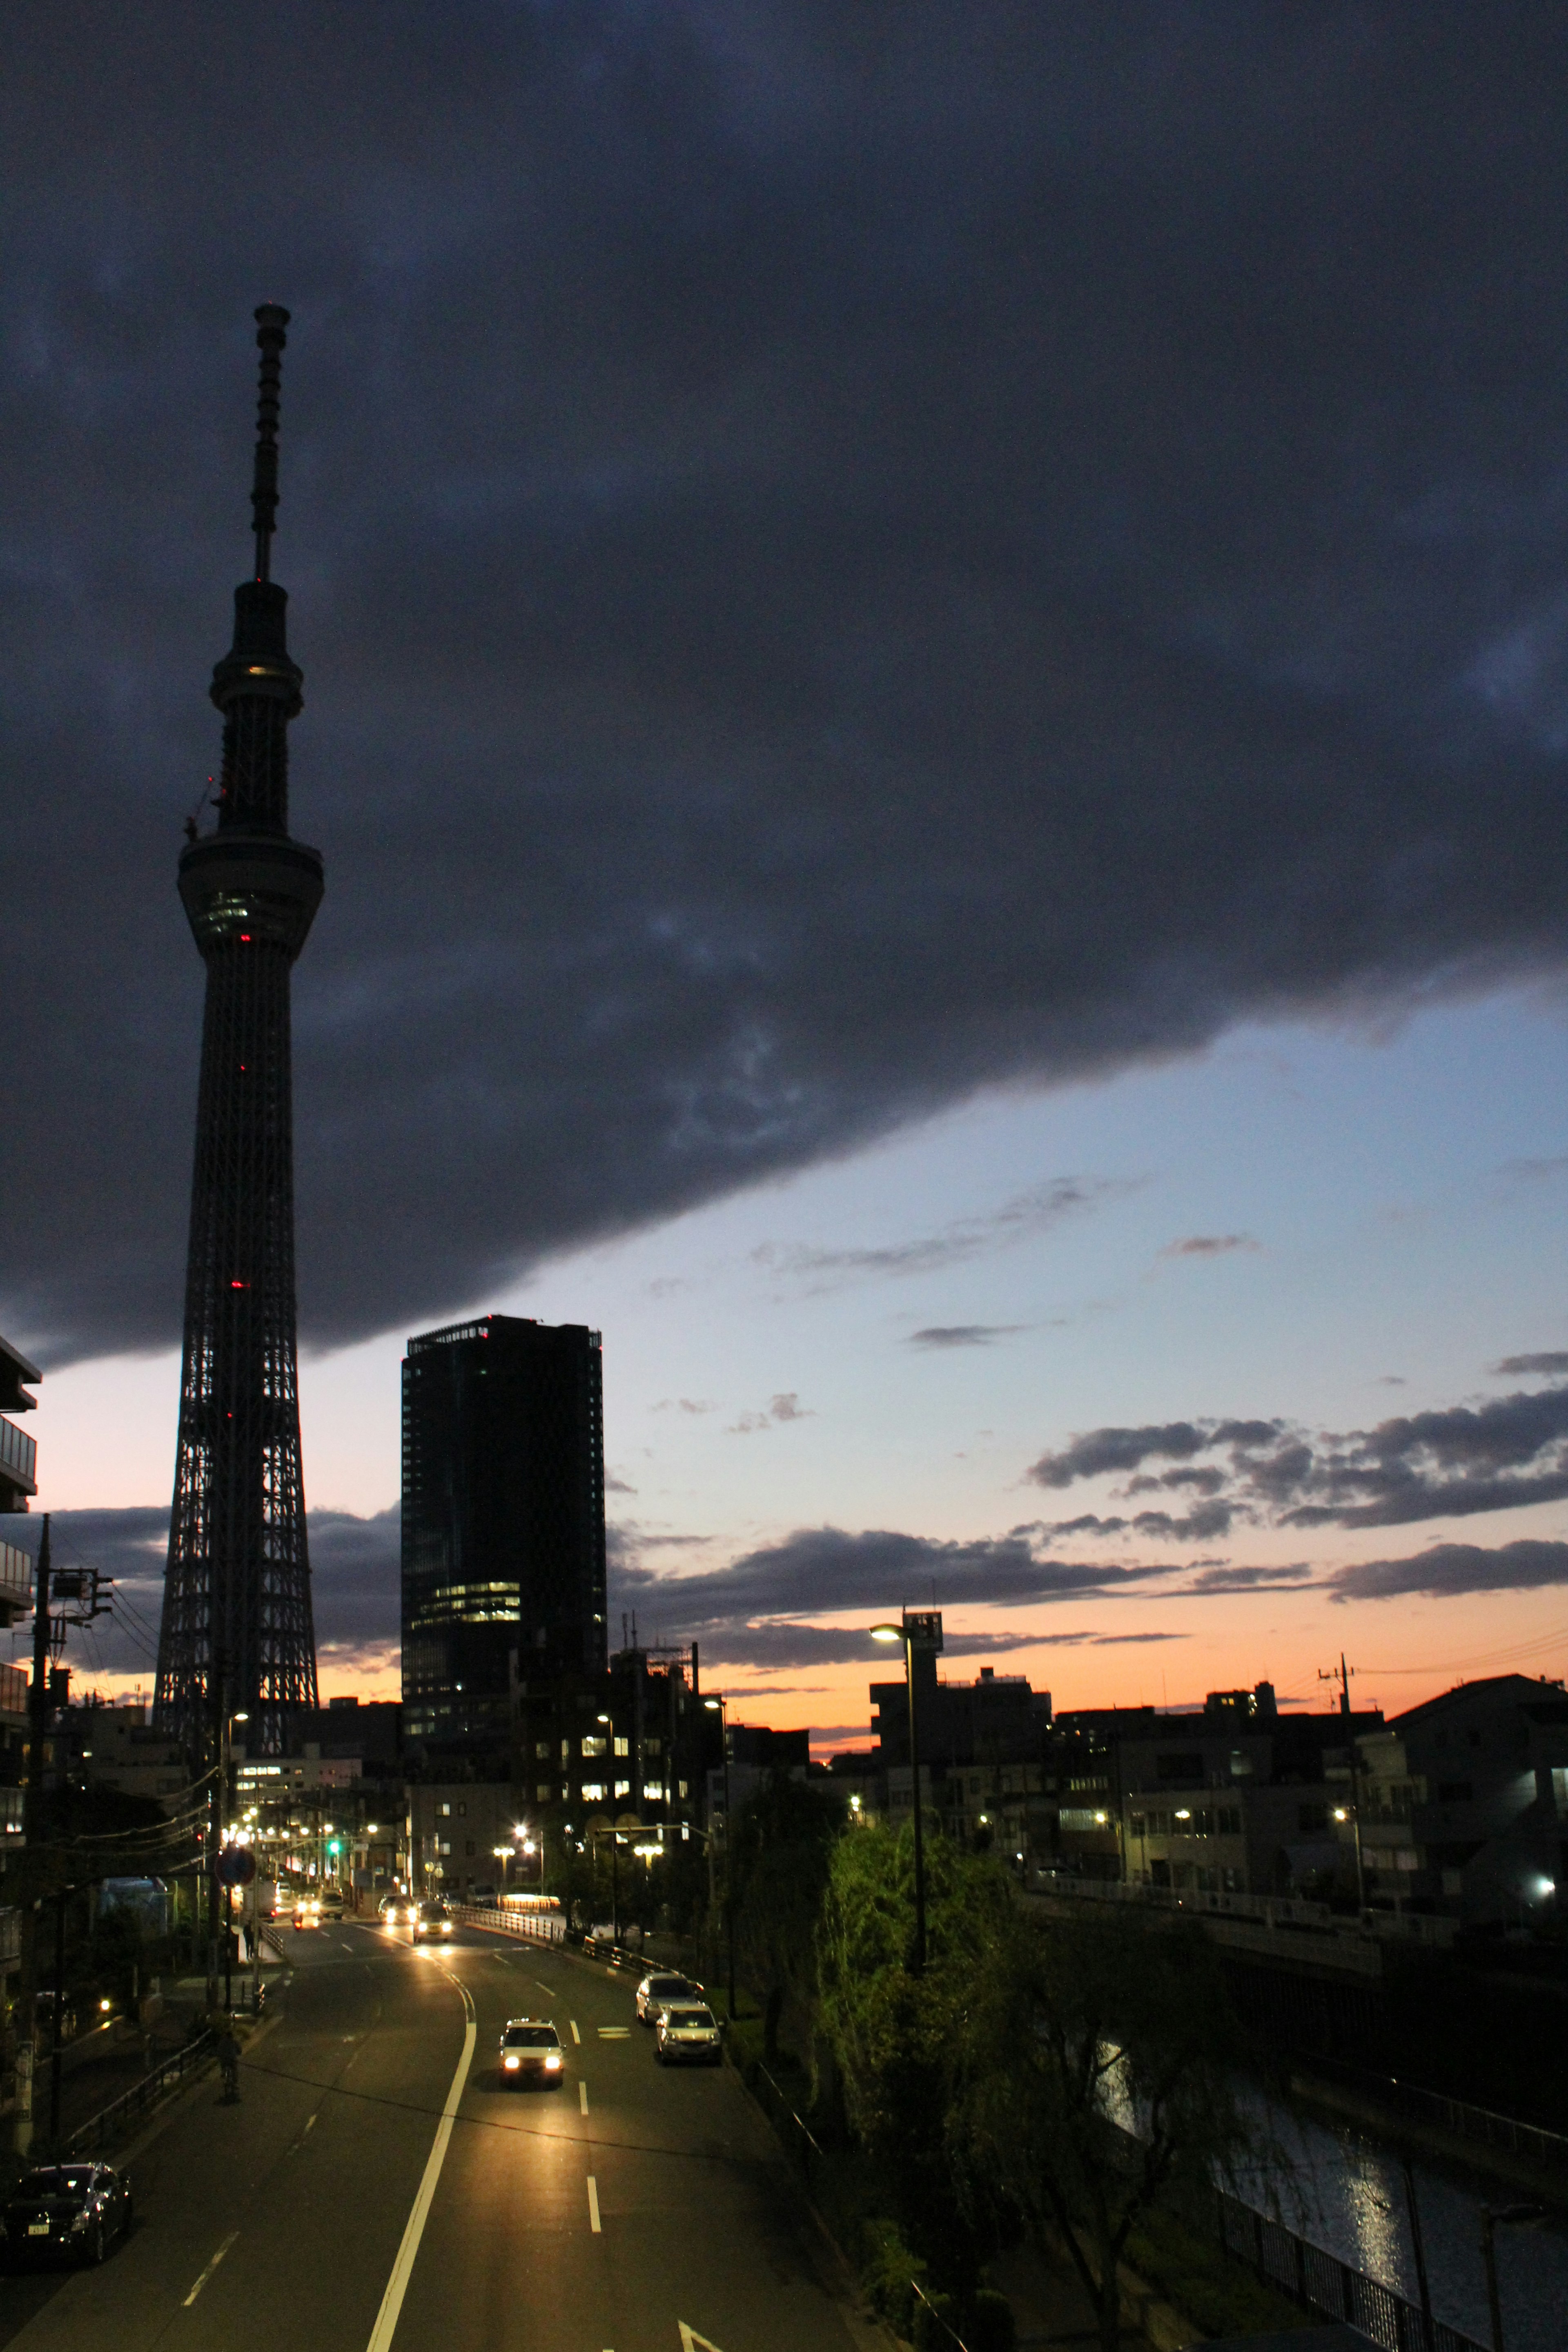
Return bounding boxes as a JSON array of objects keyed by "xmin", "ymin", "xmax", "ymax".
[{"xmin": 154, "ymin": 306, "xmax": 321, "ymax": 1755}]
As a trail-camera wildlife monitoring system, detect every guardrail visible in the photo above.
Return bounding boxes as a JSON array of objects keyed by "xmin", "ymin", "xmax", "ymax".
[
  {"xmin": 1298, "ymin": 2054, "xmax": 1568, "ymax": 2173},
  {"xmin": 66, "ymin": 2029, "xmax": 216, "ymax": 2157},
  {"xmin": 1030, "ymin": 1872, "xmax": 1460, "ymax": 1944},
  {"xmin": 1216, "ymin": 2187, "xmax": 1487, "ymax": 2352},
  {"xmin": 450, "ymin": 1902, "xmax": 565, "ymax": 1946},
  {"xmin": 739, "ymin": 2053, "xmax": 823, "ymax": 2185}
]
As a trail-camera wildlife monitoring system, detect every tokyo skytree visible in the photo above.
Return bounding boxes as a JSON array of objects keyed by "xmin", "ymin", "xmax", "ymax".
[{"xmin": 154, "ymin": 306, "xmax": 321, "ymax": 1753}]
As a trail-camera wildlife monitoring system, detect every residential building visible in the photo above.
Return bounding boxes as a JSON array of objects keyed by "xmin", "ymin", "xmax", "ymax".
[
  {"xmin": 1112, "ymin": 1686, "xmax": 1383, "ymax": 1900},
  {"xmin": 402, "ymin": 1315, "xmax": 608, "ymax": 1751},
  {"xmin": 512, "ymin": 1642, "xmax": 705, "ymax": 1834},
  {"xmin": 869, "ymin": 1663, "xmax": 1054, "ymax": 1856},
  {"xmin": 705, "ymin": 1724, "xmax": 810, "ymax": 1824},
  {"xmin": 67, "ymin": 1704, "xmax": 192, "ymax": 1811},
  {"xmin": 0, "ymin": 1337, "xmax": 40, "ymax": 1518},
  {"xmin": 1351, "ymin": 1675, "xmax": 1568, "ymax": 1925}
]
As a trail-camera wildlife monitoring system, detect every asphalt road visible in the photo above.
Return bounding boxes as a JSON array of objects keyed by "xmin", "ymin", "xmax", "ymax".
[{"xmin": 0, "ymin": 1921, "xmax": 878, "ymax": 2352}]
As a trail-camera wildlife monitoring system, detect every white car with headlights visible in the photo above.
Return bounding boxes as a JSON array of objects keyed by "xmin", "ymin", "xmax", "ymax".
[
  {"xmin": 655, "ymin": 2003, "xmax": 722, "ymax": 2067},
  {"xmin": 498, "ymin": 2018, "xmax": 565, "ymax": 2087}
]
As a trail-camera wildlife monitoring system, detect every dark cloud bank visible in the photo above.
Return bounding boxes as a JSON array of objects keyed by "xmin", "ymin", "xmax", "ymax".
[
  {"xmin": 4, "ymin": 8, "xmax": 1568, "ymax": 1363},
  {"xmin": 1029, "ymin": 1372, "xmax": 1568, "ymax": 1535}
]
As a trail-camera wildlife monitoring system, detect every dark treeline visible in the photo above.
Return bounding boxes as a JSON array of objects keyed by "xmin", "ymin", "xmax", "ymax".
[{"xmin": 708, "ymin": 1784, "xmax": 1249, "ymax": 2352}]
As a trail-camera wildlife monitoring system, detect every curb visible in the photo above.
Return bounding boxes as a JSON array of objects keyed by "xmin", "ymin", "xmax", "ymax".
[{"xmin": 723, "ymin": 2053, "xmax": 900, "ymax": 2352}]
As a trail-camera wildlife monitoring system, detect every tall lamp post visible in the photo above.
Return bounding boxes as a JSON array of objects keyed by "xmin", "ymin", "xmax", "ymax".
[
  {"xmin": 870, "ymin": 1613, "xmax": 943, "ymax": 1977},
  {"xmin": 211, "ymin": 1707, "xmax": 248, "ymax": 2007},
  {"xmin": 703, "ymin": 1695, "xmax": 736, "ymax": 2019}
]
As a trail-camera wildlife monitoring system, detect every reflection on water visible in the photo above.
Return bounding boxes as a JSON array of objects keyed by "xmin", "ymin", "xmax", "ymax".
[{"xmin": 1232, "ymin": 2085, "xmax": 1568, "ymax": 2352}]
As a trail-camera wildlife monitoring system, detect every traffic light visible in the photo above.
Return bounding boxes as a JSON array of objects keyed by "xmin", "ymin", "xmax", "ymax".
[{"xmin": 327, "ymin": 1838, "xmax": 341, "ymax": 1856}]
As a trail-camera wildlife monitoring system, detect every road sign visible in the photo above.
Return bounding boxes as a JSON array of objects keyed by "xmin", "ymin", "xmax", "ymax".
[{"xmin": 216, "ymin": 1845, "xmax": 256, "ymax": 1886}]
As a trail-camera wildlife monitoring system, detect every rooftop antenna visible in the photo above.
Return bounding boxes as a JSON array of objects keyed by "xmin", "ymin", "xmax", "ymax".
[{"xmin": 249, "ymin": 304, "xmax": 290, "ymax": 583}]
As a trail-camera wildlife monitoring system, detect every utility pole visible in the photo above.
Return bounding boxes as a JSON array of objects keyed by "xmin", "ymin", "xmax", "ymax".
[
  {"xmin": 1319, "ymin": 1654, "xmax": 1355, "ymax": 1716},
  {"xmin": 1321, "ymin": 1655, "xmax": 1365, "ymax": 1912},
  {"xmin": 14, "ymin": 1516, "xmax": 51, "ymax": 2154},
  {"xmin": 47, "ymin": 1887, "xmax": 66, "ymax": 2147},
  {"xmin": 703, "ymin": 1695, "xmax": 736, "ymax": 2018}
]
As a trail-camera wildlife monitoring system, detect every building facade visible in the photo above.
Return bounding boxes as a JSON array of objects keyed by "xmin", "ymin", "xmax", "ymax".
[
  {"xmin": 1351, "ymin": 1675, "xmax": 1568, "ymax": 1924},
  {"xmin": 401, "ymin": 1315, "xmax": 608, "ymax": 1750}
]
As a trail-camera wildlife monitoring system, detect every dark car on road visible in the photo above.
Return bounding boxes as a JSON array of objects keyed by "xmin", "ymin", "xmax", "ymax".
[
  {"xmin": 497, "ymin": 2018, "xmax": 565, "ymax": 2087},
  {"xmin": 0, "ymin": 2164, "xmax": 132, "ymax": 2266}
]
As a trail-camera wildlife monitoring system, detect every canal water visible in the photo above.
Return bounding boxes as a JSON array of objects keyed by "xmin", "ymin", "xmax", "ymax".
[{"xmin": 1234, "ymin": 2089, "xmax": 1568, "ymax": 2352}]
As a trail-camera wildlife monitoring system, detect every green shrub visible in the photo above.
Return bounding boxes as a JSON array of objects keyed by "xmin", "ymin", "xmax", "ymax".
[
  {"xmin": 862, "ymin": 2216, "xmax": 927, "ymax": 2339},
  {"xmin": 967, "ymin": 2287, "xmax": 1018, "ymax": 2351},
  {"xmin": 912, "ymin": 2287, "xmax": 958, "ymax": 2350}
]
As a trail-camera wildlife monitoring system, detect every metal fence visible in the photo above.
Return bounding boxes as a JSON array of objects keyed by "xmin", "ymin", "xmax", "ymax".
[
  {"xmin": 66, "ymin": 2029, "xmax": 216, "ymax": 2157},
  {"xmin": 1216, "ymin": 2186, "xmax": 1488, "ymax": 2352}
]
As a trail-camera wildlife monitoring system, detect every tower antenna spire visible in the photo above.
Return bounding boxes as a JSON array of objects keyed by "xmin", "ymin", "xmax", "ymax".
[{"xmin": 250, "ymin": 304, "xmax": 290, "ymax": 584}]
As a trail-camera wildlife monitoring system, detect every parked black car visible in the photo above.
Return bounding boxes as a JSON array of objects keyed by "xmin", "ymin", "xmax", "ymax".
[{"xmin": 0, "ymin": 2163, "xmax": 133, "ymax": 2266}]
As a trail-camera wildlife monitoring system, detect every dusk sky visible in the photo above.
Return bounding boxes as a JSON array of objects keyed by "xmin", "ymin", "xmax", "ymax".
[{"xmin": 4, "ymin": 6, "xmax": 1568, "ymax": 1746}]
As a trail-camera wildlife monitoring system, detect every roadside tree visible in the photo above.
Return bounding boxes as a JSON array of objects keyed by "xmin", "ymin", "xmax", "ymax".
[{"xmin": 952, "ymin": 1905, "xmax": 1247, "ymax": 2352}]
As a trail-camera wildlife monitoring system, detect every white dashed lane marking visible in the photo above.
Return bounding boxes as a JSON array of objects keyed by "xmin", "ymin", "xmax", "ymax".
[
  {"xmin": 587, "ymin": 2176, "xmax": 601, "ymax": 2233},
  {"xmin": 184, "ymin": 2230, "xmax": 239, "ymax": 2306},
  {"xmin": 579, "ymin": 2080, "xmax": 588, "ymax": 2114},
  {"xmin": 569, "ymin": 2019, "xmax": 581, "ymax": 2044}
]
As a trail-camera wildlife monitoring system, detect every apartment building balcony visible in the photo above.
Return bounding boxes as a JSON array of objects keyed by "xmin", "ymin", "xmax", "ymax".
[
  {"xmin": 0, "ymin": 1417, "xmax": 36, "ymax": 1513},
  {"xmin": 0, "ymin": 1544, "xmax": 30, "ymax": 1630}
]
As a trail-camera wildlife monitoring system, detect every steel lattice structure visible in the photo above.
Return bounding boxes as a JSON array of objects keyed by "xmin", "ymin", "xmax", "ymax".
[{"xmin": 154, "ymin": 307, "xmax": 322, "ymax": 1755}]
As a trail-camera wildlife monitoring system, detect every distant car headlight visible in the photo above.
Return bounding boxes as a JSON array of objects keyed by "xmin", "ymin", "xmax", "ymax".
[
  {"xmin": 504, "ymin": 2054, "xmax": 520, "ymax": 2069},
  {"xmin": 441, "ymin": 1922, "xmax": 452, "ymax": 1934},
  {"xmin": 544, "ymin": 2053, "xmax": 562, "ymax": 2070}
]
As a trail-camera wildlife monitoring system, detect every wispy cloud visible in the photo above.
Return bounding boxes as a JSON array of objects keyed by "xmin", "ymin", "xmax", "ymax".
[
  {"xmin": 751, "ymin": 1177, "xmax": 1136, "ymax": 1296},
  {"xmin": 1159, "ymin": 1234, "xmax": 1259, "ymax": 1259},
  {"xmin": 727, "ymin": 1391, "xmax": 813, "ymax": 1435},
  {"xmin": 908, "ymin": 1324, "xmax": 1028, "ymax": 1349}
]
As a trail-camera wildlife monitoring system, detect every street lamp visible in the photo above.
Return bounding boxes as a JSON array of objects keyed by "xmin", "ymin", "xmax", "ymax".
[
  {"xmin": 211, "ymin": 1707, "xmax": 249, "ymax": 2008},
  {"xmin": 703, "ymin": 1694, "xmax": 737, "ymax": 2019},
  {"xmin": 870, "ymin": 1615, "xmax": 942, "ymax": 1976},
  {"xmin": 513, "ymin": 1822, "xmax": 545, "ymax": 1902}
]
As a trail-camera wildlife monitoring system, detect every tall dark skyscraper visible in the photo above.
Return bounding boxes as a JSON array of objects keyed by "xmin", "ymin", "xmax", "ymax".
[
  {"xmin": 155, "ymin": 307, "xmax": 321, "ymax": 1756},
  {"xmin": 401, "ymin": 1316, "xmax": 608, "ymax": 1747}
]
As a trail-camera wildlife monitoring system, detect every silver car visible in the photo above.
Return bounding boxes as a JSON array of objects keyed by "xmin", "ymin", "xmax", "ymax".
[
  {"xmin": 635, "ymin": 1969, "xmax": 701, "ymax": 2026},
  {"xmin": 655, "ymin": 2003, "xmax": 722, "ymax": 2066}
]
